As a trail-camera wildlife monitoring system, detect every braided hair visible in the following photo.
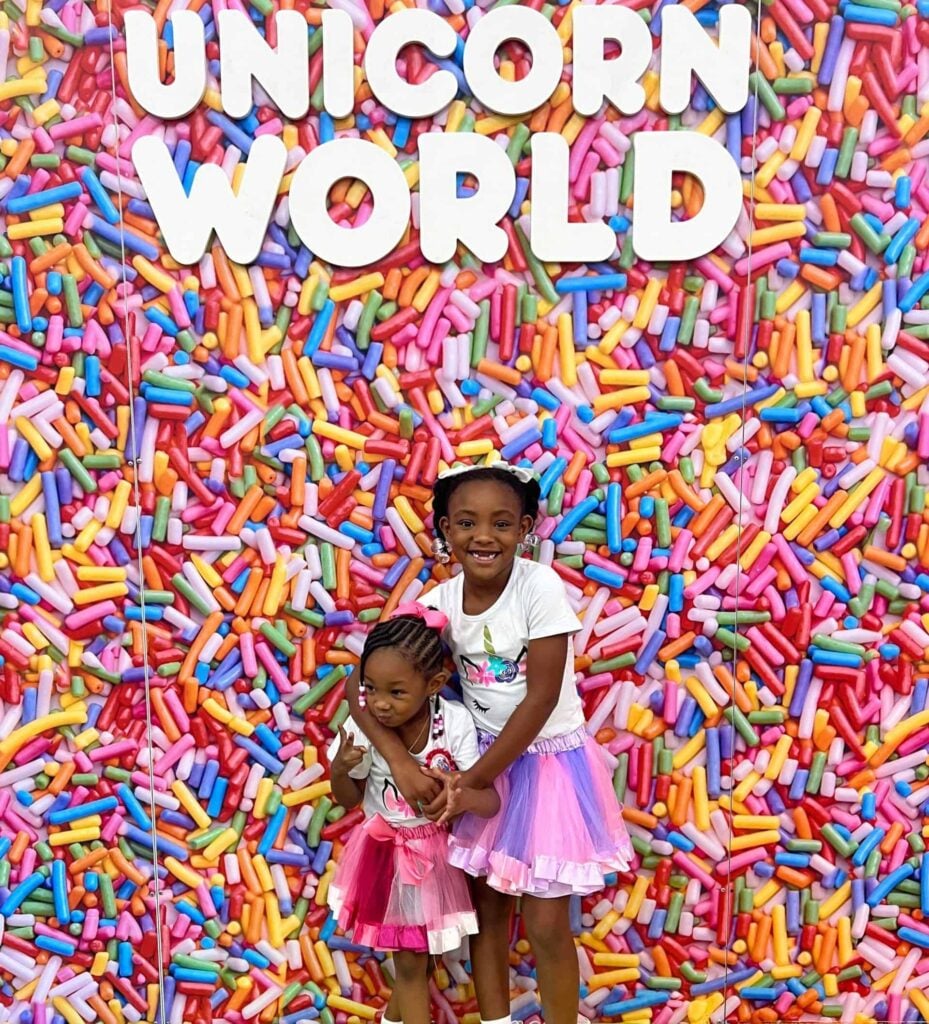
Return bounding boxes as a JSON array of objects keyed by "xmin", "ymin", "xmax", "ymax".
[
  {"xmin": 432, "ymin": 467, "xmax": 541, "ymax": 544},
  {"xmin": 359, "ymin": 615, "xmax": 446, "ymax": 681}
]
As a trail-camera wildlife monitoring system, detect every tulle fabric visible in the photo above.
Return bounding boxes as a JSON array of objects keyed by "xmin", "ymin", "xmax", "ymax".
[
  {"xmin": 449, "ymin": 726, "xmax": 633, "ymax": 898},
  {"xmin": 329, "ymin": 816, "xmax": 477, "ymax": 954}
]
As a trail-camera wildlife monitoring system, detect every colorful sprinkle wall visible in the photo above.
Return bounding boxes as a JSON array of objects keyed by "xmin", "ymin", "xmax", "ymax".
[{"xmin": 2, "ymin": 0, "xmax": 929, "ymax": 1022}]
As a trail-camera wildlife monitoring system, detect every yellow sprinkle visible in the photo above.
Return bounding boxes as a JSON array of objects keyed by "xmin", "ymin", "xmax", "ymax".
[
  {"xmin": 754, "ymin": 203, "xmax": 807, "ymax": 222},
  {"xmin": 412, "ymin": 270, "xmax": 441, "ymax": 313},
  {"xmin": 829, "ymin": 468, "xmax": 884, "ymax": 528},
  {"xmin": 53, "ymin": 999, "xmax": 84, "ymax": 1024},
  {"xmin": 606, "ymin": 446, "xmax": 661, "ymax": 467},
  {"xmin": 133, "ymin": 256, "xmax": 177, "ymax": 293},
  {"xmin": 623, "ymin": 875, "xmax": 649, "ymax": 919},
  {"xmin": 847, "ymin": 282, "xmax": 883, "ymax": 328},
  {"xmin": 8, "ymin": 217, "xmax": 64, "ymax": 240},
  {"xmin": 819, "ymin": 882, "xmax": 852, "ymax": 921},
  {"xmin": 0, "ymin": 74, "xmax": 46, "ymax": 102},
  {"xmin": 795, "ymin": 380, "xmax": 828, "ymax": 398},
  {"xmin": 328, "ymin": 273, "xmax": 385, "ymax": 303},
  {"xmin": 72, "ymin": 582, "xmax": 128, "ymax": 606},
  {"xmin": 171, "ymin": 781, "xmax": 212, "ymax": 830},
  {"xmin": 282, "ymin": 781, "xmax": 332, "ymax": 806},
  {"xmin": 633, "ymin": 279, "xmax": 662, "ymax": 330},
  {"xmin": 730, "ymin": 829, "xmax": 781, "ymax": 851},
  {"xmin": 327, "ymin": 997, "xmax": 376, "ymax": 1020},
  {"xmin": 598, "ymin": 369, "xmax": 650, "ymax": 386},
  {"xmin": 76, "ymin": 566, "xmax": 126, "ymax": 582},
  {"xmin": 752, "ymin": 879, "xmax": 781, "ymax": 908},
  {"xmin": 164, "ymin": 855, "xmax": 204, "ymax": 890},
  {"xmin": 445, "ymin": 100, "xmax": 466, "ymax": 133},
  {"xmin": 672, "ymin": 732, "xmax": 706, "ymax": 770},
  {"xmin": 365, "ymin": 128, "xmax": 397, "ymax": 158},
  {"xmin": 775, "ymin": 280, "xmax": 806, "ymax": 315},
  {"xmin": 599, "ymin": 318, "xmax": 629, "ymax": 354},
  {"xmin": 202, "ymin": 827, "xmax": 239, "ymax": 861},
  {"xmin": 72, "ymin": 728, "xmax": 100, "ymax": 751},
  {"xmin": 557, "ymin": 312, "xmax": 577, "ymax": 387},
  {"xmin": 593, "ymin": 387, "xmax": 651, "ymax": 415},
  {"xmin": 49, "ymin": 826, "xmax": 100, "ymax": 846},
  {"xmin": 312, "ymin": 421, "xmax": 366, "ymax": 449},
  {"xmin": 755, "ymin": 151, "xmax": 788, "ymax": 190},
  {"xmin": 474, "ymin": 114, "xmax": 524, "ymax": 136}
]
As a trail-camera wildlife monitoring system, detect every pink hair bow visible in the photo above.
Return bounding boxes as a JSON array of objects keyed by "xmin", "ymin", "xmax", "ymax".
[{"xmin": 391, "ymin": 602, "xmax": 448, "ymax": 632}]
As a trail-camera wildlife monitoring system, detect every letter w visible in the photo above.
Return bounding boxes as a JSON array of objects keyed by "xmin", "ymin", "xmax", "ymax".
[{"xmin": 132, "ymin": 135, "xmax": 286, "ymax": 265}]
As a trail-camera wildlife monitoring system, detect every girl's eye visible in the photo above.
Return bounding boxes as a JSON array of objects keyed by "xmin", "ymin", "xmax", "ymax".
[
  {"xmin": 496, "ymin": 522, "xmax": 511, "ymax": 529},
  {"xmin": 391, "ymin": 690, "xmax": 405, "ymax": 698},
  {"xmin": 458, "ymin": 520, "xmax": 473, "ymax": 528}
]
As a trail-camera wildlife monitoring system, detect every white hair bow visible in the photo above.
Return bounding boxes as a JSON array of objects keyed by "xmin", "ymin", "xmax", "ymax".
[{"xmin": 437, "ymin": 461, "xmax": 535, "ymax": 484}]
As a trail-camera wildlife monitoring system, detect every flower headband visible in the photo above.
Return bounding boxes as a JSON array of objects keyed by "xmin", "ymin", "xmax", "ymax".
[
  {"xmin": 390, "ymin": 601, "xmax": 449, "ymax": 632},
  {"xmin": 437, "ymin": 461, "xmax": 535, "ymax": 485}
]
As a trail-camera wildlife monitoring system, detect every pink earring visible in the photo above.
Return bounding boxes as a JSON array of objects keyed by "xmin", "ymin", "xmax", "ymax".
[{"xmin": 358, "ymin": 689, "xmax": 367, "ymax": 709}]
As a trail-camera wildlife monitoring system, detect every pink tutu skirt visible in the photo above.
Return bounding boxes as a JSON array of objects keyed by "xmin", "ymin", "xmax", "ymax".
[
  {"xmin": 449, "ymin": 726, "xmax": 632, "ymax": 898},
  {"xmin": 329, "ymin": 815, "xmax": 478, "ymax": 954}
]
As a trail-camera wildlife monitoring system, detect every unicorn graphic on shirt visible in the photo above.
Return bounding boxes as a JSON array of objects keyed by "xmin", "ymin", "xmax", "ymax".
[
  {"xmin": 382, "ymin": 779, "xmax": 415, "ymax": 818},
  {"xmin": 459, "ymin": 625, "xmax": 527, "ymax": 687}
]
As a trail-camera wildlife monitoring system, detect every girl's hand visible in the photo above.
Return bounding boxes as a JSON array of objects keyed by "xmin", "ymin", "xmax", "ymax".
[
  {"xmin": 420, "ymin": 767, "xmax": 458, "ymax": 823},
  {"xmin": 444, "ymin": 772, "xmax": 467, "ymax": 822},
  {"xmin": 421, "ymin": 784, "xmax": 449, "ymax": 822},
  {"xmin": 333, "ymin": 727, "xmax": 366, "ymax": 773},
  {"xmin": 392, "ymin": 757, "xmax": 442, "ymax": 811},
  {"xmin": 422, "ymin": 767, "xmax": 500, "ymax": 823}
]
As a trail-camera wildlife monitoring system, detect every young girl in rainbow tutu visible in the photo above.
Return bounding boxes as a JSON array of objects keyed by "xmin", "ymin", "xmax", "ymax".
[{"xmin": 348, "ymin": 463, "xmax": 632, "ymax": 1024}]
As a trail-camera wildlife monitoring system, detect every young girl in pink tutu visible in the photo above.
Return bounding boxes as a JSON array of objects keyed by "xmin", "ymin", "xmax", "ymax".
[
  {"xmin": 348, "ymin": 463, "xmax": 632, "ymax": 1024},
  {"xmin": 328, "ymin": 605, "xmax": 499, "ymax": 1024}
]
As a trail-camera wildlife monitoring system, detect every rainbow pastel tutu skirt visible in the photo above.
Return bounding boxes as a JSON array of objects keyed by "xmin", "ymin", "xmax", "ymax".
[
  {"xmin": 449, "ymin": 726, "xmax": 632, "ymax": 898},
  {"xmin": 329, "ymin": 815, "xmax": 478, "ymax": 954}
]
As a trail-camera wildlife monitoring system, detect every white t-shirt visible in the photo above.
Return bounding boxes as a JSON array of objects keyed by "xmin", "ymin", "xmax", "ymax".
[
  {"xmin": 327, "ymin": 698, "xmax": 481, "ymax": 827},
  {"xmin": 426, "ymin": 558, "xmax": 584, "ymax": 740}
]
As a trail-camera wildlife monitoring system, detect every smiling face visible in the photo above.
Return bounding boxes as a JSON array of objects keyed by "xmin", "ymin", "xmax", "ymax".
[{"xmin": 439, "ymin": 478, "xmax": 535, "ymax": 590}]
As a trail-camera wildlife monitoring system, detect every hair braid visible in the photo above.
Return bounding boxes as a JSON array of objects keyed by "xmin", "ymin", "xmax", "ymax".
[{"xmin": 360, "ymin": 615, "xmax": 446, "ymax": 680}]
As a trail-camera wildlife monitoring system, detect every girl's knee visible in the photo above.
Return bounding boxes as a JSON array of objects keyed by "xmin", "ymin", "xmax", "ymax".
[
  {"xmin": 393, "ymin": 951, "xmax": 428, "ymax": 981},
  {"xmin": 521, "ymin": 898, "xmax": 572, "ymax": 956}
]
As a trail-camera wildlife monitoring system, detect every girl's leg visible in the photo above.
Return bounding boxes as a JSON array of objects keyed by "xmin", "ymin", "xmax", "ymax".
[
  {"xmin": 469, "ymin": 879, "xmax": 515, "ymax": 1022},
  {"xmin": 392, "ymin": 951, "xmax": 431, "ymax": 1024},
  {"xmin": 383, "ymin": 990, "xmax": 402, "ymax": 1023},
  {"xmin": 384, "ymin": 956, "xmax": 436, "ymax": 1022},
  {"xmin": 521, "ymin": 895, "xmax": 579, "ymax": 1024}
]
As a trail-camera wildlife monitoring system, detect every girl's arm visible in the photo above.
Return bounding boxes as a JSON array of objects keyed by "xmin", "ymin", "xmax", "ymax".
[
  {"xmin": 331, "ymin": 767, "xmax": 365, "ymax": 809},
  {"xmin": 460, "ymin": 784, "xmax": 500, "ymax": 818},
  {"xmin": 462, "ymin": 634, "xmax": 568, "ymax": 789},
  {"xmin": 346, "ymin": 667, "xmax": 442, "ymax": 805}
]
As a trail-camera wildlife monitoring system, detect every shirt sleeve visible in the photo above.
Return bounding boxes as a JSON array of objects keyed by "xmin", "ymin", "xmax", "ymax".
[
  {"xmin": 446, "ymin": 703, "xmax": 481, "ymax": 772},
  {"xmin": 524, "ymin": 563, "xmax": 582, "ymax": 639},
  {"xmin": 327, "ymin": 716, "xmax": 373, "ymax": 781}
]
